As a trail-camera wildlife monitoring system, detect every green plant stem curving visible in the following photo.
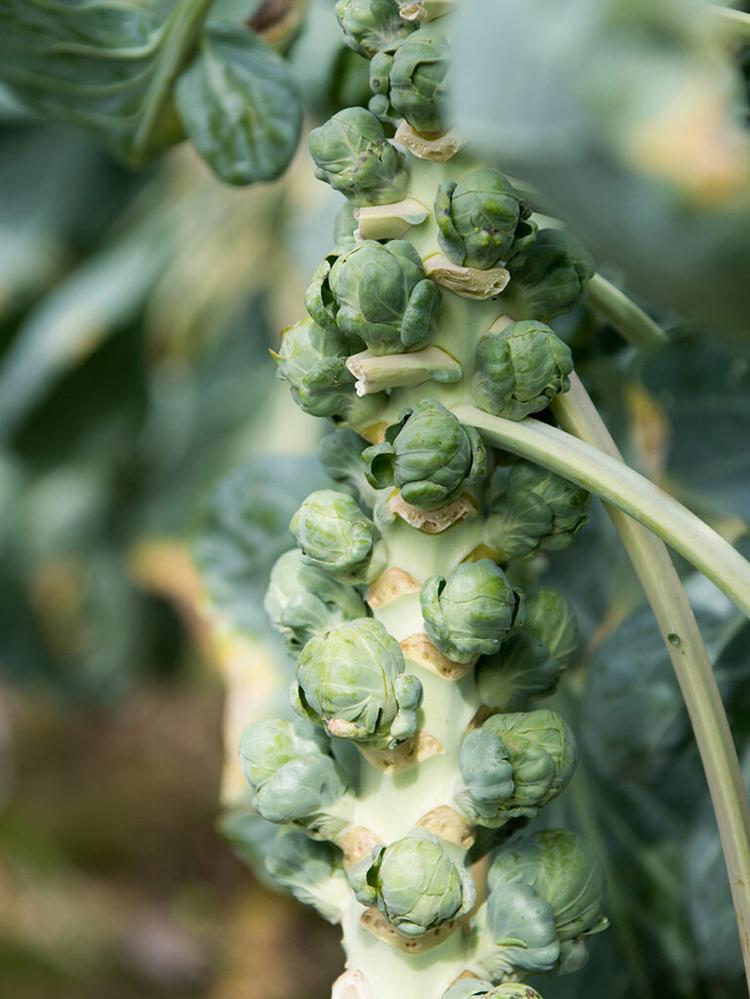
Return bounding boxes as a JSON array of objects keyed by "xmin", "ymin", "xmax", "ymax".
[
  {"xmin": 586, "ymin": 274, "xmax": 669, "ymax": 352},
  {"xmin": 552, "ymin": 374, "xmax": 750, "ymax": 990},
  {"xmin": 452, "ymin": 402, "xmax": 750, "ymax": 618}
]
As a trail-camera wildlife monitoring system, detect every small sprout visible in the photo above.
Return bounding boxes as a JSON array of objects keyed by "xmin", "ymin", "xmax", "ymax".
[
  {"xmin": 335, "ymin": 0, "xmax": 416, "ymax": 57},
  {"xmin": 475, "ymin": 587, "xmax": 580, "ymax": 710},
  {"xmin": 290, "ymin": 489, "xmax": 383, "ymax": 582},
  {"xmin": 265, "ymin": 829, "xmax": 351, "ymax": 924},
  {"xmin": 435, "ymin": 169, "xmax": 535, "ymax": 270},
  {"xmin": 505, "ymin": 228, "xmax": 595, "ymax": 322},
  {"xmin": 456, "ymin": 709, "xmax": 578, "ymax": 827},
  {"xmin": 487, "ymin": 461, "xmax": 589, "ymax": 559},
  {"xmin": 275, "ymin": 317, "xmax": 362, "ymax": 420},
  {"xmin": 476, "ymin": 830, "xmax": 609, "ymax": 978},
  {"xmin": 309, "ymin": 107, "xmax": 410, "ymax": 205},
  {"xmin": 420, "ymin": 559, "xmax": 525, "ymax": 664},
  {"xmin": 442, "ymin": 981, "xmax": 543, "ymax": 999},
  {"xmin": 348, "ymin": 829, "xmax": 475, "ymax": 936},
  {"xmin": 472, "ymin": 320, "xmax": 573, "ymax": 421},
  {"xmin": 362, "ymin": 400, "xmax": 487, "ymax": 510},
  {"xmin": 264, "ymin": 549, "xmax": 368, "ymax": 653},
  {"xmin": 369, "ymin": 32, "xmax": 449, "ymax": 134},
  {"xmin": 239, "ymin": 718, "xmax": 350, "ymax": 836},
  {"xmin": 306, "ymin": 240, "xmax": 441, "ymax": 355},
  {"xmin": 294, "ymin": 618, "xmax": 423, "ymax": 748}
]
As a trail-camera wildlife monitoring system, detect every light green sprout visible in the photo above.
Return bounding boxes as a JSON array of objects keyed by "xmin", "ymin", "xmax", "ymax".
[
  {"xmin": 369, "ymin": 32, "xmax": 450, "ymax": 134},
  {"xmin": 335, "ymin": 0, "xmax": 416, "ymax": 57},
  {"xmin": 290, "ymin": 489, "xmax": 383, "ymax": 582}
]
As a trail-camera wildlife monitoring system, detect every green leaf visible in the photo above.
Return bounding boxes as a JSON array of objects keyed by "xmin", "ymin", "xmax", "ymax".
[{"xmin": 175, "ymin": 22, "xmax": 302, "ymax": 185}]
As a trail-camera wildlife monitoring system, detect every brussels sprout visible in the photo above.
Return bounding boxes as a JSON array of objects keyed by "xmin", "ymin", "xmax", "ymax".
[
  {"xmin": 306, "ymin": 240, "xmax": 441, "ymax": 355},
  {"xmin": 294, "ymin": 618, "xmax": 423, "ymax": 748},
  {"xmin": 420, "ymin": 559, "xmax": 525, "ymax": 663},
  {"xmin": 309, "ymin": 107, "xmax": 410, "ymax": 205},
  {"xmin": 475, "ymin": 588, "xmax": 580, "ymax": 710},
  {"xmin": 442, "ymin": 982, "xmax": 543, "ymax": 999},
  {"xmin": 472, "ymin": 320, "xmax": 573, "ymax": 421},
  {"xmin": 487, "ymin": 461, "xmax": 589, "ymax": 559},
  {"xmin": 435, "ymin": 169, "xmax": 537, "ymax": 270},
  {"xmin": 290, "ymin": 489, "xmax": 382, "ymax": 582},
  {"xmin": 264, "ymin": 549, "xmax": 368, "ymax": 652},
  {"xmin": 369, "ymin": 32, "xmax": 449, "ymax": 134},
  {"xmin": 505, "ymin": 229, "xmax": 595, "ymax": 322},
  {"xmin": 335, "ymin": 0, "xmax": 416, "ymax": 57},
  {"xmin": 239, "ymin": 718, "xmax": 350, "ymax": 837},
  {"xmin": 348, "ymin": 829, "xmax": 475, "ymax": 936},
  {"xmin": 319, "ymin": 428, "xmax": 378, "ymax": 508},
  {"xmin": 478, "ymin": 830, "xmax": 608, "ymax": 977},
  {"xmin": 265, "ymin": 829, "xmax": 351, "ymax": 925},
  {"xmin": 275, "ymin": 318, "xmax": 360, "ymax": 420},
  {"xmin": 362, "ymin": 400, "xmax": 487, "ymax": 510},
  {"xmin": 457, "ymin": 710, "xmax": 578, "ymax": 827}
]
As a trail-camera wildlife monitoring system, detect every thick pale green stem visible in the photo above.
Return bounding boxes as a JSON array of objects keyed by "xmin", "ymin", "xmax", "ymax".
[
  {"xmin": 551, "ymin": 375, "xmax": 750, "ymax": 990},
  {"xmin": 586, "ymin": 274, "xmax": 669, "ymax": 352},
  {"xmin": 452, "ymin": 402, "xmax": 750, "ymax": 618}
]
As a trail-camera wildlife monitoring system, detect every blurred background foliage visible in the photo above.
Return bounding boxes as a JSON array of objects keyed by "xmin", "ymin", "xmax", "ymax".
[{"xmin": 1, "ymin": 1, "xmax": 750, "ymax": 997}]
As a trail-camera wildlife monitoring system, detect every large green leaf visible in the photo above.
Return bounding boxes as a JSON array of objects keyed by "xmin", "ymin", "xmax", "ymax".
[{"xmin": 175, "ymin": 22, "xmax": 302, "ymax": 185}]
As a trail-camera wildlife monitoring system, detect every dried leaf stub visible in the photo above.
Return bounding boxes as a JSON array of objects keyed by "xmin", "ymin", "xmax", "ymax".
[
  {"xmin": 368, "ymin": 568, "xmax": 422, "ymax": 609},
  {"xmin": 360, "ymin": 907, "xmax": 457, "ymax": 953},
  {"xmin": 332, "ymin": 970, "xmax": 374, "ymax": 999},
  {"xmin": 400, "ymin": 634, "xmax": 475, "ymax": 680},
  {"xmin": 361, "ymin": 732, "xmax": 443, "ymax": 774},
  {"xmin": 424, "ymin": 253, "xmax": 511, "ymax": 300},
  {"xmin": 389, "ymin": 493, "xmax": 476, "ymax": 533},
  {"xmin": 417, "ymin": 806, "xmax": 475, "ymax": 849},
  {"xmin": 337, "ymin": 826, "xmax": 383, "ymax": 869},
  {"xmin": 395, "ymin": 121, "xmax": 464, "ymax": 161}
]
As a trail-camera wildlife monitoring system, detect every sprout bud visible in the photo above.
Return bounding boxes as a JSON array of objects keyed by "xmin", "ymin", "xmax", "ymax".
[
  {"xmin": 505, "ymin": 229, "xmax": 595, "ymax": 322},
  {"xmin": 290, "ymin": 489, "xmax": 383, "ymax": 582},
  {"xmin": 348, "ymin": 829, "xmax": 475, "ymax": 935},
  {"xmin": 294, "ymin": 618, "xmax": 423, "ymax": 748},
  {"xmin": 472, "ymin": 320, "xmax": 573, "ymax": 421},
  {"xmin": 335, "ymin": 0, "xmax": 416, "ymax": 57},
  {"xmin": 420, "ymin": 559, "xmax": 525, "ymax": 663},
  {"xmin": 442, "ymin": 982, "xmax": 543, "ymax": 999},
  {"xmin": 265, "ymin": 829, "xmax": 351, "ymax": 925},
  {"xmin": 363, "ymin": 400, "xmax": 487, "ymax": 510},
  {"xmin": 276, "ymin": 318, "xmax": 363, "ymax": 420},
  {"xmin": 309, "ymin": 107, "xmax": 410, "ymax": 205},
  {"xmin": 369, "ymin": 32, "xmax": 449, "ymax": 134},
  {"xmin": 306, "ymin": 240, "xmax": 441, "ymax": 355}
]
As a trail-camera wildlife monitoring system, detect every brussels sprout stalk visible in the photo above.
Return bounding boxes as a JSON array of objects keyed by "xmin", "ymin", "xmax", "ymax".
[{"xmin": 346, "ymin": 345, "xmax": 462, "ymax": 396}]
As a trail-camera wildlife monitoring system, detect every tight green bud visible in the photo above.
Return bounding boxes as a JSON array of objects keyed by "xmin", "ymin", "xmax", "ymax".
[
  {"xmin": 348, "ymin": 829, "xmax": 475, "ymax": 936},
  {"xmin": 239, "ymin": 719, "xmax": 349, "ymax": 835},
  {"xmin": 487, "ymin": 461, "xmax": 589, "ymax": 559},
  {"xmin": 309, "ymin": 107, "xmax": 410, "ymax": 205},
  {"xmin": 457, "ymin": 710, "xmax": 578, "ymax": 827},
  {"xmin": 475, "ymin": 588, "xmax": 580, "ymax": 710},
  {"xmin": 472, "ymin": 320, "xmax": 573, "ymax": 421},
  {"xmin": 506, "ymin": 229, "xmax": 595, "ymax": 322},
  {"xmin": 420, "ymin": 559, "xmax": 524, "ymax": 663},
  {"xmin": 363, "ymin": 400, "xmax": 487, "ymax": 509},
  {"xmin": 290, "ymin": 489, "xmax": 382, "ymax": 582},
  {"xmin": 435, "ymin": 169, "xmax": 534, "ymax": 270},
  {"xmin": 335, "ymin": 0, "xmax": 415, "ymax": 57},
  {"xmin": 265, "ymin": 829, "xmax": 351, "ymax": 925},
  {"xmin": 306, "ymin": 240, "xmax": 441, "ymax": 355},
  {"xmin": 443, "ymin": 982, "xmax": 543, "ymax": 999},
  {"xmin": 275, "ymin": 318, "xmax": 361, "ymax": 420},
  {"xmin": 478, "ymin": 830, "xmax": 608, "ymax": 978},
  {"xmin": 294, "ymin": 618, "xmax": 423, "ymax": 748},
  {"xmin": 369, "ymin": 33, "xmax": 449, "ymax": 134},
  {"xmin": 264, "ymin": 549, "xmax": 368, "ymax": 652}
]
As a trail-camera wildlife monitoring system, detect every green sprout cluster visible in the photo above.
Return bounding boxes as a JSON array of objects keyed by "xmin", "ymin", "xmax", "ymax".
[{"xmin": 238, "ymin": 1, "xmax": 608, "ymax": 994}]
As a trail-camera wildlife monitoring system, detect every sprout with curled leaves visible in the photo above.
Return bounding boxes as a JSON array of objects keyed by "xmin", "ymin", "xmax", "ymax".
[
  {"xmin": 293, "ymin": 618, "xmax": 423, "ymax": 748},
  {"xmin": 475, "ymin": 830, "xmax": 608, "ymax": 978},
  {"xmin": 308, "ymin": 107, "xmax": 410, "ymax": 205},
  {"xmin": 265, "ymin": 830, "xmax": 352, "ymax": 925},
  {"xmin": 487, "ymin": 460, "xmax": 590, "ymax": 559},
  {"xmin": 435, "ymin": 168, "xmax": 537, "ymax": 270},
  {"xmin": 335, "ymin": 0, "xmax": 416, "ymax": 57},
  {"xmin": 420, "ymin": 559, "xmax": 525, "ymax": 663},
  {"xmin": 456, "ymin": 710, "xmax": 578, "ymax": 827},
  {"xmin": 369, "ymin": 31, "xmax": 450, "ymax": 133},
  {"xmin": 505, "ymin": 228, "xmax": 595, "ymax": 322},
  {"xmin": 264, "ymin": 549, "xmax": 368, "ymax": 652},
  {"xmin": 275, "ymin": 318, "xmax": 363, "ymax": 421},
  {"xmin": 239, "ymin": 718, "xmax": 351, "ymax": 837},
  {"xmin": 472, "ymin": 320, "xmax": 573, "ymax": 421},
  {"xmin": 362, "ymin": 400, "xmax": 487, "ymax": 509},
  {"xmin": 348, "ymin": 829, "xmax": 475, "ymax": 936},
  {"xmin": 442, "ymin": 982, "xmax": 543, "ymax": 999},
  {"xmin": 306, "ymin": 240, "xmax": 441, "ymax": 355},
  {"xmin": 290, "ymin": 489, "xmax": 384, "ymax": 582},
  {"xmin": 475, "ymin": 587, "xmax": 580, "ymax": 711}
]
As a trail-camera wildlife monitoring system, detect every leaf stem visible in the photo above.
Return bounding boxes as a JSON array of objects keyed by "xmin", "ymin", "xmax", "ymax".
[
  {"xmin": 552, "ymin": 374, "xmax": 750, "ymax": 991},
  {"xmin": 587, "ymin": 274, "xmax": 669, "ymax": 352},
  {"xmin": 452, "ymin": 402, "xmax": 750, "ymax": 618}
]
